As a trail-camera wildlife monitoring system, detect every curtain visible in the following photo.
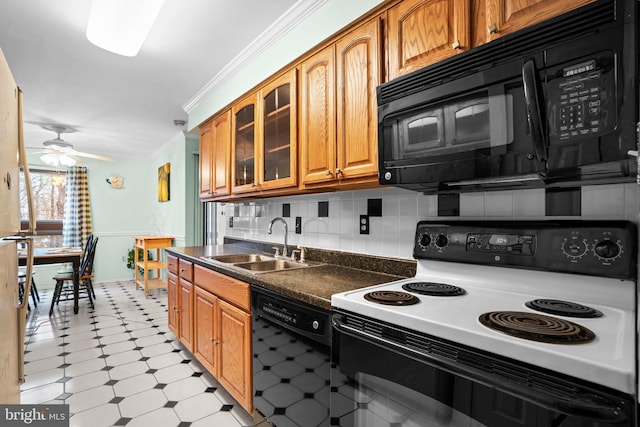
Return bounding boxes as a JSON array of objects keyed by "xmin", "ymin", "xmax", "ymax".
[{"xmin": 63, "ymin": 166, "xmax": 93, "ymax": 248}]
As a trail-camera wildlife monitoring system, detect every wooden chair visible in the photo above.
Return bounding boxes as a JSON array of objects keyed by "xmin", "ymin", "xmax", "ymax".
[
  {"xmin": 18, "ymin": 266, "xmax": 39, "ymax": 309},
  {"xmin": 49, "ymin": 236, "xmax": 98, "ymax": 315}
]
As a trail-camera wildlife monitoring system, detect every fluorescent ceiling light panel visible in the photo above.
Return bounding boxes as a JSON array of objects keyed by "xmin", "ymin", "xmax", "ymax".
[{"xmin": 86, "ymin": 0, "xmax": 166, "ymax": 57}]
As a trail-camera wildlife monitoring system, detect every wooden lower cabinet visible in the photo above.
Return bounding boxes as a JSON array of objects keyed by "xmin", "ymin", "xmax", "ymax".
[
  {"xmin": 194, "ymin": 286, "xmax": 217, "ymax": 374},
  {"xmin": 217, "ymin": 299, "xmax": 252, "ymax": 412},
  {"xmin": 179, "ymin": 279, "xmax": 194, "ymax": 352},
  {"xmin": 189, "ymin": 264, "xmax": 253, "ymax": 414},
  {"xmin": 168, "ymin": 272, "xmax": 178, "ymax": 337}
]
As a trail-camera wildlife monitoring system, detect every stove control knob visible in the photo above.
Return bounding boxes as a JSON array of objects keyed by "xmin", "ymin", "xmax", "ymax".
[
  {"xmin": 435, "ymin": 234, "xmax": 448, "ymax": 248},
  {"xmin": 561, "ymin": 237, "xmax": 588, "ymax": 259},
  {"xmin": 312, "ymin": 320, "xmax": 320, "ymax": 330},
  {"xmin": 418, "ymin": 233, "xmax": 431, "ymax": 248},
  {"xmin": 593, "ymin": 240, "xmax": 621, "ymax": 260}
]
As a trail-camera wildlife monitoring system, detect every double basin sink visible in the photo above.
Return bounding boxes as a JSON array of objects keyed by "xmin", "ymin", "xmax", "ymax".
[{"xmin": 200, "ymin": 253, "xmax": 316, "ymax": 274}]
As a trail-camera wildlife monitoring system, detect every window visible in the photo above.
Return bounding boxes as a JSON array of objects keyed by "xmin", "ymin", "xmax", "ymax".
[{"xmin": 20, "ymin": 169, "xmax": 66, "ymax": 247}]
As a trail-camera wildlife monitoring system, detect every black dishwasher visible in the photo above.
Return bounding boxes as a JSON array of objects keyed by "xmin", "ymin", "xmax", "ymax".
[{"xmin": 251, "ymin": 285, "xmax": 331, "ymax": 427}]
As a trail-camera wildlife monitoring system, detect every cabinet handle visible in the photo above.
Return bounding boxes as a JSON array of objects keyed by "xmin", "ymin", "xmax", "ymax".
[
  {"xmin": 214, "ymin": 340, "xmax": 219, "ymax": 346},
  {"xmin": 451, "ymin": 40, "xmax": 461, "ymax": 50},
  {"xmin": 209, "ymin": 337, "xmax": 214, "ymax": 342},
  {"xmin": 335, "ymin": 168, "xmax": 342, "ymax": 175},
  {"xmin": 325, "ymin": 170, "xmax": 332, "ymax": 176},
  {"xmin": 488, "ymin": 23, "xmax": 498, "ymax": 34}
]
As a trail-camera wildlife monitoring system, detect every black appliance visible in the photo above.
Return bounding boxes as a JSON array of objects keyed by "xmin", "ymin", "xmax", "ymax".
[
  {"xmin": 331, "ymin": 221, "xmax": 637, "ymax": 426},
  {"xmin": 251, "ymin": 286, "xmax": 331, "ymax": 427},
  {"xmin": 377, "ymin": 0, "xmax": 638, "ymax": 193}
]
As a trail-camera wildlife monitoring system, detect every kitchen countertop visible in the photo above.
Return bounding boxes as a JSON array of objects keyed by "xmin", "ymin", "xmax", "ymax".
[{"xmin": 166, "ymin": 240, "xmax": 414, "ymax": 310}]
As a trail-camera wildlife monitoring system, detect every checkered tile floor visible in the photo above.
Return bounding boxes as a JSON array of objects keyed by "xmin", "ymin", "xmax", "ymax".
[{"xmin": 21, "ymin": 281, "xmax": 262, "ymax": 427}]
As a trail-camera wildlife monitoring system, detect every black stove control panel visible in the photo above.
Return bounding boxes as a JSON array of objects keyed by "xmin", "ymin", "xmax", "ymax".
[
  {"xmin": 466, "ymin": 233, "xmax": 535, "ymax": 255},
  {"xmin": 414, "ymin": 221, "xmax": 636, "ymax": 280}
]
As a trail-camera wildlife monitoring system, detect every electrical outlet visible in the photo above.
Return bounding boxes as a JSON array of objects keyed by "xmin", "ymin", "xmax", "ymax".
[
  {"xmin": 295, "ymin": 216, "xmax": 302, "ymax": 234},
  {"xmin": 229, "ymin": 216, "xmax": 234, "ymax": 228},
  {"xmin": 359, "ymin": 215, "xmax": 369, "ymax": 234}
]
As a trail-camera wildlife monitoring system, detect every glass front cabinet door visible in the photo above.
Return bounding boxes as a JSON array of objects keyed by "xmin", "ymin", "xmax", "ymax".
[
  {"xmin": 259, "ymin": 69, "xmax": 297, "ymax": 191},
  {"xmin": 232, "ymin": 94, "xmax": 257, "ymax": 193},
  {"xmin": 231, "ymin": 69, "xmax": 297, "ymax": 195}
]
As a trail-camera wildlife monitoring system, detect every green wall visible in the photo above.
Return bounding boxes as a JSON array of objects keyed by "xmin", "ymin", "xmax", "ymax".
[
  {"xmin": 188, "ymin": 0, "xmax": 386, "ymax": 128},
  {"xmin": 27, "ymin": 131, "xmax": 195, "ymax": 289}
]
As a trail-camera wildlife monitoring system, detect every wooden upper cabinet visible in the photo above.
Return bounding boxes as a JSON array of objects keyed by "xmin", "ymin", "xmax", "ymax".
[
  {"xmin": 388, "ymin": 0, "xmax": 470, "ymax": 80},
  {"xmin": 199, "ymin": 110, "xmax": 231, "ymax": 200},
  {"xmin": 485, "ymin": 0, "xmax": 593, "ymax": 41},
  {"xmin": 231, "ymin": 94, "xmax": 258, "ymax": 193},
  {"xmin": 258, "ymin": 69, "xmax": 298, "ymax": 191},
  {"xmin": 231, "ymin": 70, "xmax": 297, "ymax": 195},
  {"xmin": 300, "ymin": 46, "xmax": 337, "ymax": 185},
  {"xmin": 199, "ymin": 120, "xmax": 213, "ymax": 198},
  {"xmin": 212, "ymin": 110, "xmax": 231, "ymax": 197},
  {"xmin": 336, "ymin": 18, "xmax": 381, "ymax": 181}
]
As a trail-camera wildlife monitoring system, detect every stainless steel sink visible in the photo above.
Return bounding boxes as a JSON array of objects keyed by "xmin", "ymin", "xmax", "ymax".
[
  {"xmin": 200, "ymin": 252, "xmax": 319, "ymax": 274},
  {"xmin": 233, "ymin": 259, "xmax": 309, "ymax": 273},
  {"xmin": 204, "ymin": 254, "xmax": 273, "ymax": 264}
]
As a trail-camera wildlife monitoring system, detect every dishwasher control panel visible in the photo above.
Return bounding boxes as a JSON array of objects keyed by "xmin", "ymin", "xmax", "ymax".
[{"xmin": 251, "ymin": 286, "xmax": 332, "ymax": 346}]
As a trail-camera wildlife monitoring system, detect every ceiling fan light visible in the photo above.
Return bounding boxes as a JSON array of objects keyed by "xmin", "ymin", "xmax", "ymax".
[
  {"xmin": 40, "ymin": 153, "xmax": 77, "ymax": 167},
  {"xmin": 86, "ymin": 0, "xmax": 166, "ymax": 57}
]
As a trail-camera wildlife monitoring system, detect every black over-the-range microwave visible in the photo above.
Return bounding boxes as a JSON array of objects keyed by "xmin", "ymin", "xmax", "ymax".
[{"xmin": 377, "ymin": 0, "xmax": 638, "ymax": 193}]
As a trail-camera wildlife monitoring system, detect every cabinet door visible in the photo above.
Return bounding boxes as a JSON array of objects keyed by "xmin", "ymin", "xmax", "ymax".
[
  {"xmin": 212, "ymin": 110, "xmax": 231, "ymax": 197},
  {"xmin": 168, "ymin": 272, "xmax": 179, "ymax": 337},
  {"xmin": 300, "ymin": 46, "xmax": 337, "ymax": 185},
  {"xmin": 259, "ymin": 69, "xmax": 298, "ymax": 191},
  {"xmin": 336, "ymin": 18, "xmax": 381, "ymax": 181},
  {"xmin": 231, "ymin": 94, "xmax": 258, "ymax": 193},
  {"xmin": 217, "ymin": 299, "xmax": 252, "ymax": 413},
  {"xmin": 194, "ymin": 286, "xmax": 217, "ymax": 374},
  {"xmin": 199, "ymin": 120, "xmax": 213, "ymax": 198},
  {"xmin": 179, "ymin": 279, "xmax": 194, "ymax": 351},
  {"xmin": 388, "ymin": 0, "xmax": 470, "ymax": 80},
  {"xmin": 485, "ymin": 0, "xmax": 593, "ymax": 41}
]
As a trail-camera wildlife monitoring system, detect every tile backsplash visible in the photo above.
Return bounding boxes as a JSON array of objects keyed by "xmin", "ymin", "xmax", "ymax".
[{"xmin": 217, "ymin": 183, "xmax": 638, "ymax": 260}]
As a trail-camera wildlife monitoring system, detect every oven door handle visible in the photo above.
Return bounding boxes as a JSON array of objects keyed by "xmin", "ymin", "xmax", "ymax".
[
  {"xmin": 332, "ymin": 316, "xmax": 627, "ymax": 423},
  {"xmin": 522, "ymin": 59, "xmax": 548, "ymax": 163}
]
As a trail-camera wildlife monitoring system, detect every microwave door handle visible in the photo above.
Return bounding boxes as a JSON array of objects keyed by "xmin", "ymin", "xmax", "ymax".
[{"xmin": 522, "ymin": 60, "xmax": 548, "ymax": 163}]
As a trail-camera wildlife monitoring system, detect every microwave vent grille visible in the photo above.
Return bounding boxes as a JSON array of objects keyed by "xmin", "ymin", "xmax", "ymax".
[{"xmin": 378, "ymin": 1, "xmax": 615, "ymax": 104}]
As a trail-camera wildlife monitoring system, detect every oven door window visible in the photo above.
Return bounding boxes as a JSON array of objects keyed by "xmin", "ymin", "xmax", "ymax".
[
  {"xmin": 331, "ymin": 319, "xmax": 635, "ymax": 427},
  {"xmin": 388, "ymin": 92, "xmax": 513, "ymax": 166}
]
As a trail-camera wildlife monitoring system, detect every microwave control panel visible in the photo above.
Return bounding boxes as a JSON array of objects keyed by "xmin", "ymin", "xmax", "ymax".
[{"xmin": 547, "ymin": 52, "xmax": 616, "ymax": 144}]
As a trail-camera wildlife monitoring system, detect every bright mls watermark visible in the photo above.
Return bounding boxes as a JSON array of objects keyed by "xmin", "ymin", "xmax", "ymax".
[{"xmin": 0, "ymin": 405, "xmax": 68, "ymax": 427}]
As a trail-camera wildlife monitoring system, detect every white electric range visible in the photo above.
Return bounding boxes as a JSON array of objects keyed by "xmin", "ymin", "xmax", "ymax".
[{"xmin": 331, "ymin": 221, "xmax": 637, "ymax": 427}]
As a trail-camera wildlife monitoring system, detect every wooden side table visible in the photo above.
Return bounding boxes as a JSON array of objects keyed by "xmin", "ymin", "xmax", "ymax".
[{"xmin": 134, "ymin": 236, "xmax": 174, "ymax": 297}]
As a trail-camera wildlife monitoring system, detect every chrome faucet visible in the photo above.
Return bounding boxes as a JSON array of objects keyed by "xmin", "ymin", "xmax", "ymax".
[{"xmin": 267, "ymin": 217, "xmax": 288, "ymax": 257}]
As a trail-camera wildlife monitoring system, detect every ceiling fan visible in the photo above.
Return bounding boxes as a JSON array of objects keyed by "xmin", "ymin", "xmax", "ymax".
[{"xmin": 38, "ymin": 124, "xmax": 114, "ymax": 166}]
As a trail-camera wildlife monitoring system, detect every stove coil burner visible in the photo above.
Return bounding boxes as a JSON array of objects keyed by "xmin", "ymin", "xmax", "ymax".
[
  {"xmin": 479, "ymin": 311, "xmax": 595, "ymax": 344},
  {"xmin": 525, "ymin": 299, "xmax": 603, "ymax": 318},
  {"xmin": 363, "ymin": 290, "xmax": 420, "ymax": 306},
  {"xmin": 402, "ymin": 282, "xmax": 466, "ymax": 297}
]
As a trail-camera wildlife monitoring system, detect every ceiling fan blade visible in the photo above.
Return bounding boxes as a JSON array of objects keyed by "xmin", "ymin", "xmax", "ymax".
[{"xmin": 69, "ymin": 150, "xmax": 114, "ymax": 161}]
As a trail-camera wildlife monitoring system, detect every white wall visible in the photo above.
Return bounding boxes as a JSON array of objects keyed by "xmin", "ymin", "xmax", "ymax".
[{"xmin": 220, "ymin": 183, "xmax": 639, "ymax": 260}]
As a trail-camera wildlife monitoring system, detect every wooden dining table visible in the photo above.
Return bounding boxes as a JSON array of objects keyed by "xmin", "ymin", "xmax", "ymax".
[{"xmin": 19, "ymin": 247, "xmax": 83, "ymax": 314}]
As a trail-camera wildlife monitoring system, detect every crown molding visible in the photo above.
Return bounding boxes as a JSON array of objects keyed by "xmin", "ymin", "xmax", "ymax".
[{"xmin": 182, "ymin": 0, "xmax": 328, "ymax": 114}]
